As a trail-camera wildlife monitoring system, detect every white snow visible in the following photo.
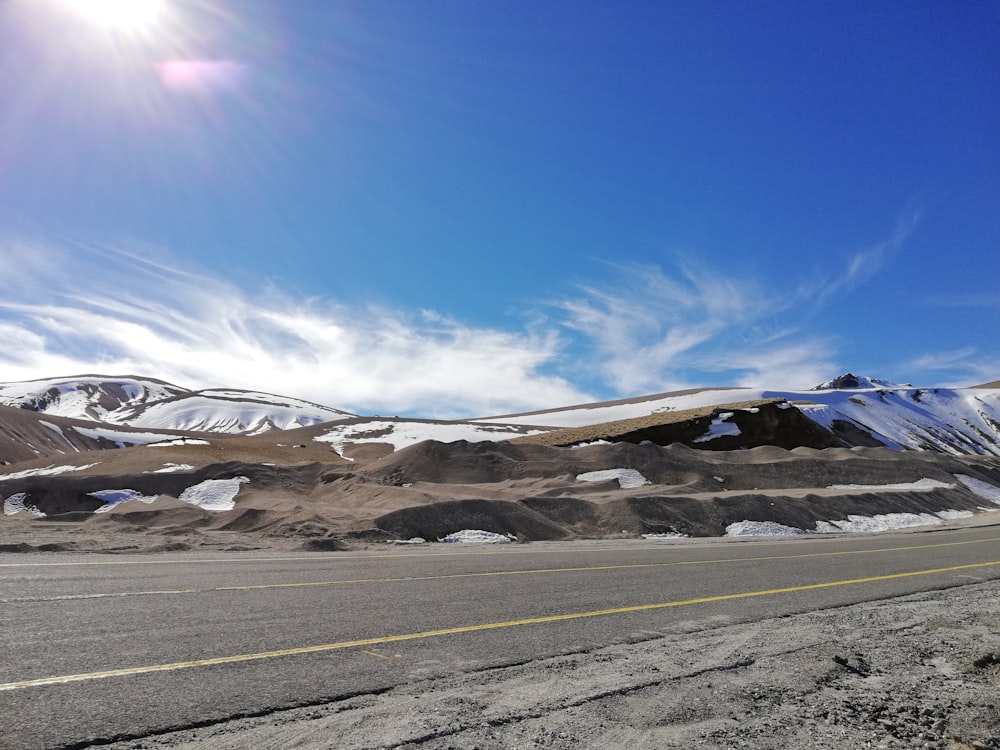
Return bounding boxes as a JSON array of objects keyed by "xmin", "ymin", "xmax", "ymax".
[
  {"xmin": 178, "ymin": 477, "xmax": 248, "ymax": 511},
  {"xmin": 72, "ymin": 426, "xmax": 179, "ymax": 448},
  {"xmin": 641, "ymin": 532, "xmax": 688, "ymax": 539},
  {"xmin": 89, "ymin": 489, "xmax": 159, "ymax": 512},
  {"xmin": 815, "ymin": 511, "xmax": 966, "ymax": 533},
  {"xmin": 150, "ymin": 463, "xmax": 195, "ymax": 473},
  {"xmin": 0, "ymin": 463, "xmax": 100, "ymax": 481},
  {"xmin": 725, "ymin": 520, "xmax": 806, "ymax": 536},
  {"xmin": 789, "ymin": 386, "xmax": 1000, "ymax": 456},
  {"xmin": 315, "ymin": 420, "xmax": 545, "ymax": 455},
  {"xmin": 145, "ymin": 438, "xmax": 211, "ymax": 448},
  {"xmin": 3, "ymin": 493, "xmax": 45, "ymax": 517},
  {"xmin": 386, "ymin": 537, "xmax": 427, "ymax": 544},
  {"xmin": 576, "ymin": 469, "xmax": 650, "ymax": 489},
  {"xmin": 474, "ymin": 388, "xmax": 757, "ymax": 428},
  {"xmin": 955, "ymin": 475, "xmax": 1000, "ymax": 505},
  {"xmin": 39, "ymin": 421, "xmax": 64, "ymax": 437},
  {"xmin": 936, "ymin": 509, "xmax": 975, "ymax": 521},
  {"xmin": 826, "ymin": 479, "xmax": 953, "ymax": 491},
  {"xmin": 439, "ymin": 529, "xmax": 513, "ymax": 543},
  {"xmin": 693, "ymin": 413, "xmax": 741, "ymax": 443}
]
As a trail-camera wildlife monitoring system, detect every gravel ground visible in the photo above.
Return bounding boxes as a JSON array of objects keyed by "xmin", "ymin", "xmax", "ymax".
[{"xmin": 104, "ymin": 579, "xmax": 1000, "ymax": 750}]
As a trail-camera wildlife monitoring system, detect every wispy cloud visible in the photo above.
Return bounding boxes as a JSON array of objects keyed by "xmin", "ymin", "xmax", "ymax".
[
  {"xmin": 553, "ymin": 262, "xmax": 837, "ymax": 392},
  {"xmin": 902, "ymin": 348, "xmax": 1000, "ymax": 387},
  {"xmin": 0, "ymin": 242, "xmax": 590, "ymax": 418},
  {"xmin": 808, "ymin": 209, "xmax": 922, "ymax": 304}
]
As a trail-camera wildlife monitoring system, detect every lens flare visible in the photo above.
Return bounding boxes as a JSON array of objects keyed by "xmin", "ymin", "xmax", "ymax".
[{"xmin": 63, "ymin": 0, "xmax": 166, "ymax": 31}]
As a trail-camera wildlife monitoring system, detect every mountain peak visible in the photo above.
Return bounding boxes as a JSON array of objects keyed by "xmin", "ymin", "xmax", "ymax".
[{"xmin": 811, "ymin": 373, "xmax": 910, "ymax": 390}]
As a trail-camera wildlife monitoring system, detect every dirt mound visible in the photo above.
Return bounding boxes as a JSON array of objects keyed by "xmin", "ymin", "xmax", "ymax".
[
  {"xmin": 374, "ymin": 498, "xmax": 570, "ymax": 541},
  {"xmin": 362, "ymin": 440, "xmax": 563, "ymax": 484},
  {"xmin": 85, "ymin": 498, "xmax": 213, "ymax": 529}
]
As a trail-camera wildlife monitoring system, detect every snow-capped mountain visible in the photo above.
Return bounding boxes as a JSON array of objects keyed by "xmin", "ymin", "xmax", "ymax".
[
  {"xmin": 3, "ymin": 372, "xmax": 1000, "ymax": 456},
  {"xmin": 472, "ymin": 374, "xmax": 1000, "ymax": 456},
  {"xmin": 783, "ymin": 377, "xmax": 1000, "ymax": 455},
  {"xmin": 0, "ymin": 376, "xmax": 355, "ymax": 435}
]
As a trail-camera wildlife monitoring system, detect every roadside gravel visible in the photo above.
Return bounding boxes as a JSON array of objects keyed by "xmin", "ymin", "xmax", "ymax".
[{"xmin": 104, "ymin": 579, "xmax": 1000, "ymax": 750}]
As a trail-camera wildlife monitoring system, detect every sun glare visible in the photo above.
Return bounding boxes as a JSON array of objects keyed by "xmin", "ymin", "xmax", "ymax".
[{"xmin": 63, "ymin": 0, "xmax": 166, "ymax": 31}]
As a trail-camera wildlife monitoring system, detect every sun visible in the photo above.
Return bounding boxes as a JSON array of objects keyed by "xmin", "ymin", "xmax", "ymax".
[{"xmin": 63, "ymin": 0, "xmax": 166, "ymax": 31}]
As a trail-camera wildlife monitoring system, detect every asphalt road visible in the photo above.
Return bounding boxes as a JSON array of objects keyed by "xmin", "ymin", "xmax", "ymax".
[{"xmin": 3, "ymin": 526, "xmax": 1000, "ymax": 749}]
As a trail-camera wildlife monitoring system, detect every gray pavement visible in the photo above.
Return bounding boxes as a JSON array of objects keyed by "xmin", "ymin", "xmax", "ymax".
[{"xmin": 2, "ymin": 527, "xmax": 1000, "ymax": 749}]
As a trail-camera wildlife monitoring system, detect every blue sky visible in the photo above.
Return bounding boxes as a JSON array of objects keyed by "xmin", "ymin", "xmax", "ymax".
[{"xmin": 0, "ymin": 0, "xmax": 997, "ymax": 417}]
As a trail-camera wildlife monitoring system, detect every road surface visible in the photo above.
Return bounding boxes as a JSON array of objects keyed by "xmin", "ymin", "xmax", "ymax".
[{"xmin": 2, "ymin": 526, "xmax": 1000, "ymax": 748}]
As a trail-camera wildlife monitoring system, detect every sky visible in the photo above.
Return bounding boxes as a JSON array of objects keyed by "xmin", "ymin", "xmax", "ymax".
[{"xmin": 0, "ymin": 0, "xmax": 998, "ymax": 418}]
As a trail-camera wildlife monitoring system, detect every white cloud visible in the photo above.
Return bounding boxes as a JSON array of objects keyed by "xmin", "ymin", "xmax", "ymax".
[
  {"xmin": 0, "ymin": 242, "xmax": 590, "ymax": 418},
  {"xmin": 553, "ymin": 262, "xmax": 837, "ymax": 393},
  {"xmin": 810, "ymin": 210, "xmax": 921, "ymax": 303},
  {"xmin": 903, "ymin": 349, "xmax": 1000, "ymax": 387}
]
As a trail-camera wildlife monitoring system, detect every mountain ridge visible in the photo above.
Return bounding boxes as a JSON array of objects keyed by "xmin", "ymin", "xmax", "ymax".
[{"xmin": 0, "ymin": 375, "xmax": 355, "ymax": 435}]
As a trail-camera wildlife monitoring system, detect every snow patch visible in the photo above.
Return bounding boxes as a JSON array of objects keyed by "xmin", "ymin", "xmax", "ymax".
[
  {"xmin": 150, "ymin": 463, "xmax": 195, "ymax": 473},
  {"xmin": 145, "ymin": 438, "xmax": 211, "ymax": 448},
  {"xmin": 935, "ymin": 509, "xmax": 974, "ymax": 521},
  {"xmin": 89, "ymin": 489, "xmax": 159, "ymax": 513},
  {"xmin": 3, "ymin": 493, "xmax": 45, "ymax": 517},
  {"xmin": 725, "ymin": 520, "xmax": 806, "ymax": 536},
  {"xmin": 73, "ymin": 426, "xmax": 178, "ymax": 448},
  {"xmin": 641, "ymin": 532, "xmax": 688, "ymax": 539},
  {"xmin": 178, "ymin": 477, "xmax": 248, "ymax": 511},
  {"xmin": 694, "ymin": 413, "xmax": 741, "ymax": 443},
  {"xmin": 576, "ymin": 469, "xmax": 650, "ymax": 489},
  {"xmin": 955, "ymin": 475, "xmax": 1000, "ymax": 505},
  {"xmin": 439, "ymin": 530, "xmax": 513, "ymax": 544},
  {"xmin": 315, "ymin": 420, "xmax": 545, "ymax": 455},
  {"xmin": 816, "ymin": 513, "xmax": 945, "ymax": 533},
  {"xmin": 0, "ymin": 463, "xmax": 100, "ymax": 481}
]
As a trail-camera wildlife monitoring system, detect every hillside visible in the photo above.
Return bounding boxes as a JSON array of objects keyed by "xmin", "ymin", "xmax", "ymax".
[{"xmin": 2, "ymin": 372, "xmax": 1000, "ymax": 551}]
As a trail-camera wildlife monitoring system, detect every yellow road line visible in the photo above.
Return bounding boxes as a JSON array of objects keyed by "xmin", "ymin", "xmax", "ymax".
[
  {"xmin": 3, "ymin": 559, "xmax": 1000, "ymax": 692},
  {"xmin": 0, "ymin": 528, "xmax": 994, "ymax": 568},
  {"xmin": 5, "ymin": 536, "xmax": 1000, "ymax": 603}
]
